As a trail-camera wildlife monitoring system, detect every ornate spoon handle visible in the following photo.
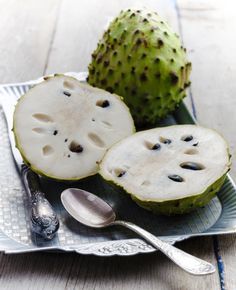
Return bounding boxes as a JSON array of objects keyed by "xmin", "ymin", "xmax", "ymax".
[
  {"xmin": 21, "ymin": 165, "xmax": 59, "ymax": 240},
  {"xmin": 113, "ymin": 220, "xmax": 215, "ymax": 275}
]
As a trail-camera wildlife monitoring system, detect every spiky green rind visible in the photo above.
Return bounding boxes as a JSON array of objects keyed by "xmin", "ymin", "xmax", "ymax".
[
  {"xmin": 131, "ymin": 172, "xmax": 228, "ymax": 215},
  {"xmin": 100, "ymin": 170, "xmax": 229, "ymax": 216},
  {"xmin": 88, "ymin": 8, "xmax": 191, "ymax": 125}
]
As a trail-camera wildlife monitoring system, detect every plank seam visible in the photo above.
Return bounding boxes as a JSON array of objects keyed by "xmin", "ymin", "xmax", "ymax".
[
  {"xmin": 43, "ymin": 0, "xmax": 63, "ymax": 74},
  {"xmin": 174, "ymin": 1, "xmax": 224, "ymax": 289},
  {"xmin": 213, "ymin": 236, "xmax": 226, "ymax": 290}
]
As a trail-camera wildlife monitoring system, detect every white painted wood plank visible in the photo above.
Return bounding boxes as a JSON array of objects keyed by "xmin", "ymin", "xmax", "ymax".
[
  {"xmin": 0, "ymin": 0, "xmax": 60, "ymax": 83},
  {"xmin": 177, "ymin": 1, "xmax": 236, "ymax": 289},
  {"xmin": 0, "ymin": 238, "xmax": 219, "ymax": 290},
  {"xmin": 45, "ymin": 0, "xmax": 179, "ymax": 73},
  {"xmin": 177, "ymin": 0, "xmax": 236, "ymax": 176}
]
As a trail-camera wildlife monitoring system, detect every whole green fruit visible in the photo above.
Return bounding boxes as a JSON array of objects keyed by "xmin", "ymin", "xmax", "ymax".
[{"xmin": 88, "ymin": 8, "xmax": 191, "ymax": 125}]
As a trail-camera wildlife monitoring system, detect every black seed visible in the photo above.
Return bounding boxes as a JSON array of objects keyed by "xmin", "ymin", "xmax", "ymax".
[
  {"xmin": 91, "ymin": 53, "xmax": 96, "ymax": 59},
  {"xmin": 63, "ymin": 91, "xmax": 71, "ymax": 97},
  {"xmin": 154, "ymin": 57, "xmax": 160, "ymax": 63},
  {"xmin": 127, "ymin": 55, "xmax": 131, "ymax": 61},
  {"xmin": 118, "ymin": 60, "xmax": 122, "ymax": 66},
  {"xmin": 170, "ymin": 58, "xmax": 174, "ymax": 63},
  {"xmin": 160, "ymin": 21, "xmax": 164, "ymax": 24},
  {"xmin": 92, "ymin": 118, "xmax": 95, "ymax": 122},
  {"xmin": 67, "ymin": 154, "xmax": 70, "ymax": 158},
  {"xmin": 182, "ymin": 135, "xmax": 193, "ymax": 142},
  {"xmin": 144, "ymin": 66, "xmax": 148, "ymax": 70},
  {"xmin": 173, "ymin": 48, "xmax": 177, "ymax": 53},
  {"xmin": 184, "ymin": 48, "xmax": 187, "ymax": 52},
  {"xmin": 123, "ymin": 44, "xmax": 127, "ymax": 49},
  {"xmin": 164, "ymin": 31, "xmax": 168, "ymax": 36},
  {"xmin": 103, "ymin": 60, "xmax": 109, "ymax": 67},
  {"xmin": 131, "ymin": 67, "xmax": 135, "ymax": 74},
  {"xmin": 136, "ymin": 10, "xmax": 141, "ymax": 13},
  {"xmin": 168, "ymin": 174, "xmax": 183, "ymax": 182},
  {"xmin": 143, "ymin": 18, "xmax": 148, "ymax": 23},
  {"xmin": 65, "ymin": 138, "xmax": 68, "ymax": 142},
  {"xmin": 170, "ymin": 72, "xmax": 179, "ymax": 84},
  {"xmin": 113, "ymin": 51, "xmax": 117, "ymax": 56},
  {"xmin": 131, "ymin": 89, "xmax": 136, "ymax": 95},
  {"xmin": 180, "ymin": 162, "xmax": 204, "ymax": 171},
  {"xmin": 111, "ymin": 44, "xmax": 114, "ymax": 50},
  {"xmin": 140, "ymin": 72, "xmax": 147, "ymax": 81},
  {"xmin": 180, "ymin": 66, "xmax": 184, "ymax": 70},
  {"xmin": 163, "ymin": 139, "xmax": 171, "ymax": 144},
  {"xmin": 53, "ymin": 130, "xmax": 58, "ymax": 136},
  {"xmin": 113, "ymin": 38, "xmax": 117, "ymax": 43},
  {"xmin": 151, "ymin": 143, "xmax": 161, "ymax": 150},
  {"xmin": 141, "ymin": 53, "xmax": 147, "ymax": 58},
  {"xmin": 114, "ymin": 82, "xmax": 119, "ymax": 88},
  {"xmin": 69, "ymin": 143, "xmax": 83, "ymax": 153},
  {"xmin": 121, "ymin": 72, "xmax": 125, "ymax": 79},
  {"xmin": 130, "ymin": 13, "xmax": 136, "ymax": 18},
  {"xmin": 96, "ymin": 71, "xmax": 100, "ymax": 76},
  {"xmin": 100, "ymin": 79, "xmax": 107, "ymax": 86},
  {"xmin": 117, "ymin": 171, "xmax": 126, "ymax": 177},
  {"xmin": 108, "ymin": 69, "xmax": 114, "ymax": 75},
  {"xmin": 101, "ymin": 100, "xmax": 110, "ymax": 108},
  {"xmin": 136, "ymin": 38, "xmax": 142, "ymax": 45},
  {"xmin": 134, "ymin": 29, "xmax": 140, "ymax": 35},
  {"xmin": 193, "ymin": 142, "xmax": 198, "ymax": 147}
]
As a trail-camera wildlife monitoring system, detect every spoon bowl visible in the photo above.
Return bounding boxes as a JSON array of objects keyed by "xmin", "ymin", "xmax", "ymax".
[
  {"xmin": 61, "ymin": 188, "xmax": 215, "ymax": 276},
  {"xmin": 61, "ymin": 188, "xmax": 116, "ymax": 228}
]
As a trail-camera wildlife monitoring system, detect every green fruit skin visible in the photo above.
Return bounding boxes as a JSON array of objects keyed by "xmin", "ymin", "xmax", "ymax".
[
  {"xmin": 131, "ymin": 173, "xmax": 228, "ymax": 215},
  {"xmin": 88, "ymin": 8, "xmax": 191, "ymax": 125}
]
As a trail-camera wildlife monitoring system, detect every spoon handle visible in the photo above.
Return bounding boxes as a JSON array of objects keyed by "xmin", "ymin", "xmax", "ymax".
[{"xmin": 113, "ymin": 220, "xmax": 215, "ymax": 276}]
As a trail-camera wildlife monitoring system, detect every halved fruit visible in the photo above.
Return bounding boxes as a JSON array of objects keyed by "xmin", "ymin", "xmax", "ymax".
[
  {"xmin": 13, "ymin": 75, "xmax": 135, "ymax": 180},
  {"xmin": 100, "ymin": 125, "xmax": 231, "ymax": 215}
]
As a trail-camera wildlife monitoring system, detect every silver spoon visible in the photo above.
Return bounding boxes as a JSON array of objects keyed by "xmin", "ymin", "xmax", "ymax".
[{"xmin": 61, "ymin": 188, "xmax": 215, "ymax": 276}]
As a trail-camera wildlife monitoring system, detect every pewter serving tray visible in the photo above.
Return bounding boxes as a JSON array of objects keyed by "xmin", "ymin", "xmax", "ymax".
[{"xmin": 0, "ymin": 72, "xmax": 236, "ymax": 256}]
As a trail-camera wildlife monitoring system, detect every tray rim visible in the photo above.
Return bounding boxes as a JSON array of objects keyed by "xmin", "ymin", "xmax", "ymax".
[{"xmin": 0, "ymin": 72, "xmax": 236, "ymax": 256}]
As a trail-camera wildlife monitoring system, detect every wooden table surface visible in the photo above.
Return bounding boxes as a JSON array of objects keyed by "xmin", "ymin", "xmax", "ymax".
[{"xmin": 0, "ymin": 0, "xmax": 236, "ymax": 289}]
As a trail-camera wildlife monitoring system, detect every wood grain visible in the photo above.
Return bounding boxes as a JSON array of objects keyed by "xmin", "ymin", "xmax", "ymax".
[
  {"xmin": 1, "ymin": 0, "xmax": 235, "ymax": 289},
  {"xmin": 177, "ymin": 0, "xmax": 236, "ymax": 288},
  {"xmin": 0, "ymin": 238, "xmax": 218, "ymax": 290}
]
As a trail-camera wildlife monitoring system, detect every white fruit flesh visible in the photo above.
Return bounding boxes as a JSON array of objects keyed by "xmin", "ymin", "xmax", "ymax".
[
  {"xmin": 14, "ymin": 75, "xmax": 134, "ymax": 180},
  {"xmin": 100, "ymin": 125, "xmax": 230, "ymax": 201}
]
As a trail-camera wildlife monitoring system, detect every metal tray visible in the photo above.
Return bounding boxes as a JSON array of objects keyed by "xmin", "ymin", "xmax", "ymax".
[{"xmin": 0, "ymin": 72, "xmax": 236, "ymax": 256}]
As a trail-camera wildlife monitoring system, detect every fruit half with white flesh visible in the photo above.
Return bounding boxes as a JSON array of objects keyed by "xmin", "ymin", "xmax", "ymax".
[
  {"xmin": 100, "ymin": 125, "xmax": 231, "ymax": 215},
  {"xmin": 13, "ymin": 75, "xmax": 135, "ymax": 181}
]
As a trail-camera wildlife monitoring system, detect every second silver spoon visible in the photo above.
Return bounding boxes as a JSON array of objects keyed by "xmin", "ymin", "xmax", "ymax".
[{"xmin": 61, "ymin": 188, "xmax": 215, "ymax": 276}]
